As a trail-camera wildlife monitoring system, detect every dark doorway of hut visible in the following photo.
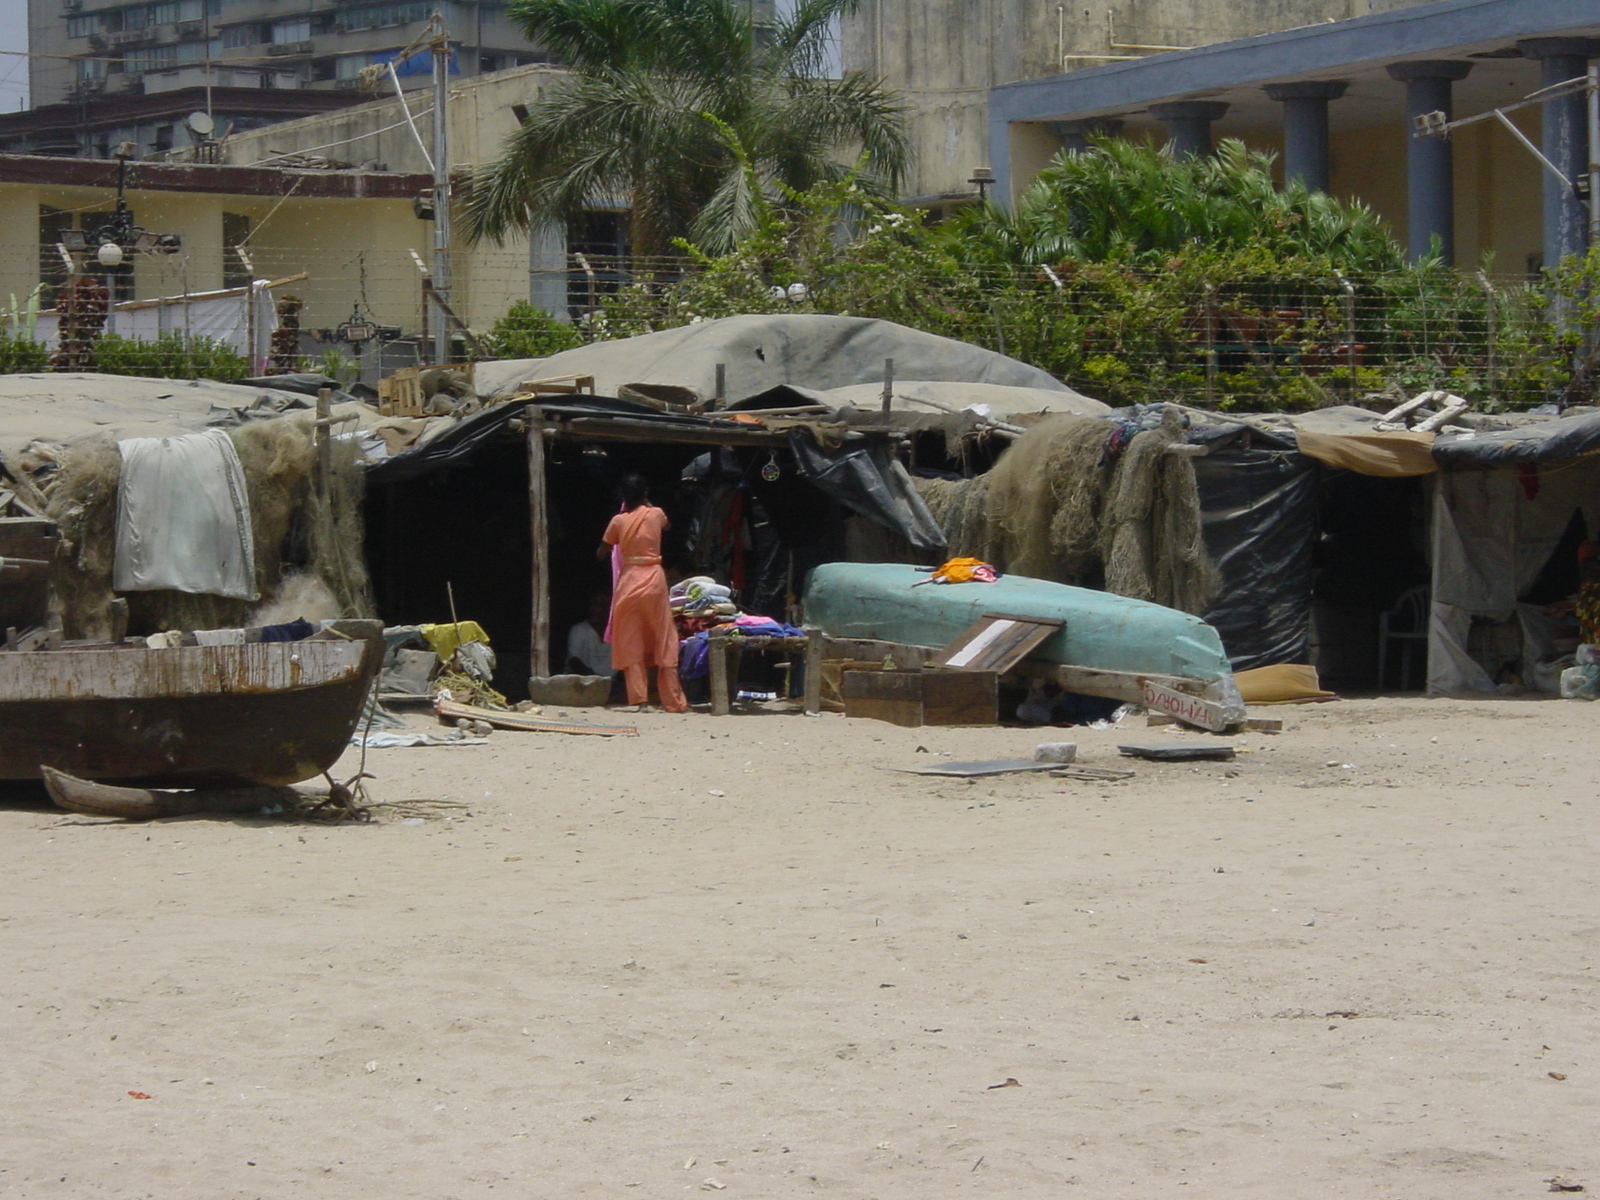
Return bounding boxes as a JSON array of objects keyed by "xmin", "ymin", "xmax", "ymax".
[
  {"xmin": 1311, "ymin": 472, "xmax": 1431, "ymax": 693},
  {"xmin": 365, "ymin": 434, "xmax": 850, "ymax": 705}
]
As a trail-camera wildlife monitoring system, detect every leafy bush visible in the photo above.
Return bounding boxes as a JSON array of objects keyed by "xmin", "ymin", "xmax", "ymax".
[
  {"xmin": 0, "ymin": 333, "xmax": 49, "ymax": 374},
  {"xmin": 481, "ymin": 300, "xmax": 585, "ymax": 359},
  {"xmin": 88, "ymin": 333, "xmax": 250, "ymax": 382}
]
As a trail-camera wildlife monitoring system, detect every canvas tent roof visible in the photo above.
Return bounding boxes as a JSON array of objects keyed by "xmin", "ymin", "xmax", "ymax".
[
  {"xmin": 0, "ymin": 372, "xmax": 377, "ymax": 460},
  {"xmin": 813, "ymin": 379, "xmax": 1109, "ymax": 420},
  {"xmin": 472, "ymin": 314, "xmax": 1074, "ymax": 402}
]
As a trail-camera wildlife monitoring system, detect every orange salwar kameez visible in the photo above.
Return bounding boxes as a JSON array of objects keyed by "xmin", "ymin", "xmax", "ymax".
[{"xmin": 603, "ymin": 504, "xmax": 688, "ymax": 712}]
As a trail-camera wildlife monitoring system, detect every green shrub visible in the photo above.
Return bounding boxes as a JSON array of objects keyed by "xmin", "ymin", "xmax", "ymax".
[
  {"xmin": 482, "ymin": 301, "xmax": 584, "ymax": 359},
  {"xmin": 0, "ymin": 333, "xmax": 49, "ymax": 374},
  {"xmin": 88, "ymin": 332, "xmax": 250, "ymax": 382}
]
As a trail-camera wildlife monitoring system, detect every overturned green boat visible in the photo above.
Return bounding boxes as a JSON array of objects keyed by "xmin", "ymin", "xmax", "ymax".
[{"xmin": 802, "ymin": 563, "xmax": 1232, "ymax": 683}]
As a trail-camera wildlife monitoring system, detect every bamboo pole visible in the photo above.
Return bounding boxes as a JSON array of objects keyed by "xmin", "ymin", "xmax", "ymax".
[{"xmin": 526, "ymin": 406, "xmax": 551, "ymax": 680}]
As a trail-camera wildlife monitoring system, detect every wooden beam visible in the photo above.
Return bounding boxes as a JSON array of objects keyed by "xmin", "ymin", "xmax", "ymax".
[
  {"xmin": 802, "ymin": 627, "xmax": 823, "ymax": 716},
  {"xmin": 1011, "ymin": 660, "xmax": 1207, "ymax": 705},
  {"xmin": 527, "ymin": 407, "xmax": 551, "ymax": 681},
  {"xmin": 552, "ymin": 416, "xmax": 790, "ymax": 448},
  {"xmin": 708, "ymin": 629, "xmax": 732, "ymax": 716}
]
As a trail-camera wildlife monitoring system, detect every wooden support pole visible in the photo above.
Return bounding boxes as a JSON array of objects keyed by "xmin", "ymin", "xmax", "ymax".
[
  {"xmin": 880, "ymin": 357, "xmax": 894, "ymax": 415},
  {"xmin": 708, "ymin": 629, "xmax": 731, "ymax": 716},
  {"xmin": 802, "ymin": 626, "xmax": 822, "ymax": 716},
  {"xmin": 313, "ymin": 387, "xmax": 332, "ymax": 505},
  {"xmin": 526, "ymin": 406, "xmax": 551, "ymax": 681}
]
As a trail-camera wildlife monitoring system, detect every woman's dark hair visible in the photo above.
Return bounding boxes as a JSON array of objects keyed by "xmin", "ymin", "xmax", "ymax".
[{"xmin": 620, "ymin": 472, "xmax": 649, "ymax": 507}]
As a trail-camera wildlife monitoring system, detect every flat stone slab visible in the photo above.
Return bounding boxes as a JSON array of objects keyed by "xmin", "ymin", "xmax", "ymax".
[{"xmin": 1117, "ymin": 742, "xmax": 1236, "ymax": 762}]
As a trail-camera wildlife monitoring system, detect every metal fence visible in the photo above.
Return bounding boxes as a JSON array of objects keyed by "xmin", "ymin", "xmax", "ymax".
[{"xmin": 12, "ymin": 242, "xmax": 1592, "ymax": 411}]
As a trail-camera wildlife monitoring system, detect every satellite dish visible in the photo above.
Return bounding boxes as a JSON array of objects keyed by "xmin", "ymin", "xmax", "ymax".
[{"xmin": 186, "ymin": 111, "xmax": 215, "ymax": 137}]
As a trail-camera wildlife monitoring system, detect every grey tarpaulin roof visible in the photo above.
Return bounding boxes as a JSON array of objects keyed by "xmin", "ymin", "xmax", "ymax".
[
  {"xmin": 1433, "ymin": 409, "xmax": 1600, "ymax": 466},
  {"xmin": 472, "ymin": 314, "xmax": 1074, "ymax": 402},
  {"xmin": 0, "ymin": 372, "xmax": 373, "ymax": 460}
]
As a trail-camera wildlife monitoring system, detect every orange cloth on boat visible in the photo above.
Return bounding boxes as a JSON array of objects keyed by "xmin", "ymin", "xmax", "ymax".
[
  {"xmin": 926, "ymin": 557, "xmax": 999, "ymax": 584},
  {"xmin": 603, "ymin": 505, "xmax": 679, "ymax": 671}
]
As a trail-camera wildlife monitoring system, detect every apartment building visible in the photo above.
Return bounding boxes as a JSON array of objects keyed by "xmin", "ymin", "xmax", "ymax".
[{"xmin": 29, "ymin": 0, "xmax": 551, "ymax": 115}]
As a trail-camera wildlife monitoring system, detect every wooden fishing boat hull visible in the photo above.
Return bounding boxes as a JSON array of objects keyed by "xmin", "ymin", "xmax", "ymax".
[
  {"xmin": 0, "ymin": 621, "xmax": 385, "ymax": 787},
  {"xmin": 803, "ymin": 563, "xmax": 1232, "ymax": 682}
]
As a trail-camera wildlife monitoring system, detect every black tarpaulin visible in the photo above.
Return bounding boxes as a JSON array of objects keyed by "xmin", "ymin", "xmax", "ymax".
[
  {"xmin": 1433, "ymin": 411, "xmax": 1600, "ymax": 466},
  {"xmin": 787, "ymin": 427, "xmax": 948, "ymax": 560},
  {"xmin": 1195, "ymin": 439, "xmax": 1319, "ymax": 670},
  {"xmin": 366, "ymin": 396, "xmax": 664, "ymax": 484}
]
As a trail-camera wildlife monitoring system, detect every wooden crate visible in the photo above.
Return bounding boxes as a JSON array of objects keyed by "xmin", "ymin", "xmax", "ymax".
[
  {"xmin": 377, "ymin": 363, "xmax": 477, "ymax": 417},
  {"xmin": 376, "ymin": 367, "xmax": 424, "ymax": 417},
  {"xmin": 840, "ymin": 668, "xmax": 997, "ymax": 728}
]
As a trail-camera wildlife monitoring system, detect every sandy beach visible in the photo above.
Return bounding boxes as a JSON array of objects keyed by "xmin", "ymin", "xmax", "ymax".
[{"xmin": 2, "ymin": 696, "xmax": 1594, "ymax": 1198}]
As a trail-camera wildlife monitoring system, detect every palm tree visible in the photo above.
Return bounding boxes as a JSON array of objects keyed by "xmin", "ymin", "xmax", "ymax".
[{"xmin": 461, "ymin": 0, "xmax": 908, "ymax": 256}]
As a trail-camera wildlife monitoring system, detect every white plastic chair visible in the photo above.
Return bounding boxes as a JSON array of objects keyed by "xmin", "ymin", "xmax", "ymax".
[{"xmin": 1377, "ymin": 585, "xmax": 1429, "ymax": 691}]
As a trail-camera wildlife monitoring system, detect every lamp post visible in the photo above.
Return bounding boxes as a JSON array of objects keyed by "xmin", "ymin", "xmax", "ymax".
[
  {"xmin": 968, "ymin": 166, "xmax": 995, "ymax": 203},
  {"xmin": 61, "ymin": 150, "xmax": 182, "ymax": 302},
  {"xmin": 51, "ymin": 148, "xmax": 182, "ymax": 369}
]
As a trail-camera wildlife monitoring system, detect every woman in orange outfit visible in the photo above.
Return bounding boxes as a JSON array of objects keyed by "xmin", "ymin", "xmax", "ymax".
[{"xmin": 599, "ymin": 474, "xmax": 688, "ymax": 713}]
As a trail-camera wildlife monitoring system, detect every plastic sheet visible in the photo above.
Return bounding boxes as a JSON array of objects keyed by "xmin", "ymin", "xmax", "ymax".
[
  {"xmin": 1433, "ymin": 410, "xmax": 1600, "ymax": 467},
  {"xmin": 1193, "ymin": 443, "xmax": 1319, "ymax": 670},
  {"xmin": 787, "ymin": 427, "xmax": 947, "ymax": 559}
]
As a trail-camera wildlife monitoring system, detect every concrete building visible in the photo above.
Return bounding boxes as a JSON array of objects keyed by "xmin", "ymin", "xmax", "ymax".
[
  {"xmin": 848, "ymin": 0, "xmax": 1600, "ymax": 271},
  {"xmin": 28, "ymin": 0, "xmax": 552, "ymax": 115},
  {"xmin": 0, "ymin": 152, "xmax": 431, "ymax": 340},
  {"xmin": 0, "ymin": 85, "xmax": 359, "ymax": 160},
  {"xmin": 213, "ymin": 63, "xmax": 579, "ymax": 337},
  {"xmin": 842, "ymin": 0, "xmax": 1442, "ymax": 206}
]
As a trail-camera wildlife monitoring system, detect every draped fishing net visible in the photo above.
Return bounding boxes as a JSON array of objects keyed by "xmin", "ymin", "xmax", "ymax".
[
  {"xmin": 40, "ymin": 417, "xmax": 372, "ymax": 639},
  {"xmin": 913, "ymin": 408, "xmax": 1218, "ymax": 615}
]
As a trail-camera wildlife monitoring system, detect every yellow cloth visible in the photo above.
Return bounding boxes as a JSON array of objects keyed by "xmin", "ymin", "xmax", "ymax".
[
  {"xmin": 928, "ymin": 557, "xmax": 996, "ymax": 584},
  {"xmin": 1233, "ymin": 663, "xmax": 1338, "ymax": 703},
  {"xmin": 420, "ymin": 620, "xmax": 491, "ymax": 663},
  {"xmin": 1293, "ymin": 428, "xmax": 1437, "ymax": 477}
]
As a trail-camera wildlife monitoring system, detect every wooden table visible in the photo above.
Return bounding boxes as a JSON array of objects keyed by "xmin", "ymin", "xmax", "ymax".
[{"xmin": 706, "ymin": 627, "xmax": 823, "ymax": 716}]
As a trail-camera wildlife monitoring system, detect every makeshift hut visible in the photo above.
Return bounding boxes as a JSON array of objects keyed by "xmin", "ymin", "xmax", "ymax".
[
  {"xmin": 362, "ymin": 315, "xmax": 1091, "ymax": 700},
  {"xmin": 908, "ymin": 391, "xmax": 1598, "ymax": 698},
  {"xmin": 1429, "ymin": 412, "xmax": 1600, "ymax": 694}
]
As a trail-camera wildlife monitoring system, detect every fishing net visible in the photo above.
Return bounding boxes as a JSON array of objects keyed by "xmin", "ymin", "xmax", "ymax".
[
  {"xmin": 1100, "ymin": 408, "xmax": 1219, "ymax": 613},
  {"xmin": 39, "ymin": 416, "xmax": 373, "ymax": 638},
  {"xmin": 914, "ymin": 475, "xmax": 992, "ymax": 560},
  {"xmin": 912, "ymin": 409, "xmax": 1219, "ymax": 615}
]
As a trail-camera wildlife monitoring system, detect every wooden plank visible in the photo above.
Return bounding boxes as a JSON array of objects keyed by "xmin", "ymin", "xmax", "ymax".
[
  {"xmin": 1010, "ymin": 660, "xmax": 1206, "ymax": 706},
  {"xmin": 554, "ymin": 416, "xmax": 790, "ymax": 448},
  {"xmin": 931, "ymin": 611, "xmax": 1063, "ymax": 673},
  {"xmin": 708, "ymin": 630, "xmax": 732, "ymax": 716},
  {"xmin": 527, "ymin": 408, "xmax": 551, "ymax": 679},
  {"xmin": 518, "ymin": 373, "xmax": 595, "ymax": 395},
  {"xmin": 819, "ymin": 636, "xmax": 937, "ymax": 670},
  {"xmin": 841, "ymin": 668, "xmax": 996, "ymax": 727},
  {"xmin": 921, "ymin": 669, "xmax": 998, "ymax": 724},
  {"xmin": 1140, "ymin": 679, "xmax": 1230, "ymax": 733},
  {"xmin": 436, "ymin": 697, "xmax": 637, "ymax": 736},
  {"xmin": 802, "ymin": 627, "xmax": 823, "ymax": 716}
]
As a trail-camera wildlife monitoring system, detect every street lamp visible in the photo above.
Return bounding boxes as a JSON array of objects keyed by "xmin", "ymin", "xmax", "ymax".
[
  {"xmin": 61, "ymin": 149, "xmax": 182, "ymax": 269},
  {"xmin": 968, "ymin": 166, "xmax": 995, "ymax": 203}
]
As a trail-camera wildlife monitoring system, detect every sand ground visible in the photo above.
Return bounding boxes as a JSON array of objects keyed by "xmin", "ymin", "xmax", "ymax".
[{"xmin": 2, "ymin": 696, "xmax": 1595, "ymax": 1199}]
